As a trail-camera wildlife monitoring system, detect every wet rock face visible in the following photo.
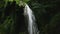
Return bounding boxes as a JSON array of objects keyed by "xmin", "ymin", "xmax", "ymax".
[{"xmin": 15, "ymin": 6, "xmax": 26, "ymax": 32}]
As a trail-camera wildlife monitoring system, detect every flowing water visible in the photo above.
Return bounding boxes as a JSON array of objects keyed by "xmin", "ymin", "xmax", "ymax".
[{"xmin": 24, "ymin": 4, "xmax": 39, "ymax": 34}]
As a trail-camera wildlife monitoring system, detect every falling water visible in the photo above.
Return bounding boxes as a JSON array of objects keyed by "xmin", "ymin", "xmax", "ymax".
[{"xmin": 24, "ymin": 4, "xmax": 39, "ymax": 34}]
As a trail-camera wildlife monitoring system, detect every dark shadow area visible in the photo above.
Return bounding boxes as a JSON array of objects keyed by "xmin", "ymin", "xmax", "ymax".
[{"xmin": 0, "ymin": 1, "xmax": 26, "ymax": 34}]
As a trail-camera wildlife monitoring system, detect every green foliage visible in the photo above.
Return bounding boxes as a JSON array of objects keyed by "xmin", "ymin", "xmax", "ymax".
[
  {"xmin": 0, "ymin": 0, "xmax": 30, "ymax": 8},
  {"xmin": 28, "ymin": 0, "xmax": 60, "ymax": 34},
  {"xmin": 0, "ymin": 16, "xmax": 14, "ymax": 34},
  {"xmin": 15, "ymin": 0, "xmax": 30, "ymax": 6},
  {"xmin": 0, "ymin": 0, "xmax": 60, "ymax": 34}
]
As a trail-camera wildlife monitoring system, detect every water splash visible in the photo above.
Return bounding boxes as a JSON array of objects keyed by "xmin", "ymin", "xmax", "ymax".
[{"xmin": 24, "ymin": 4, "xmax": 39, "ymax": 34}]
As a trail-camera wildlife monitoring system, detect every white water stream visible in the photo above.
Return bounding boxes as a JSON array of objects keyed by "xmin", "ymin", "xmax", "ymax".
[{"xmin": 24, "ymin": 4, "xmax": 39, "ymax": 34}]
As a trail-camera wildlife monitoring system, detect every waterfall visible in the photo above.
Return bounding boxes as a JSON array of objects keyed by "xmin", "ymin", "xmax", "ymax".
[{"xmin": 24, "ymin": 4, "xmax": 39, "ymax": 34}]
